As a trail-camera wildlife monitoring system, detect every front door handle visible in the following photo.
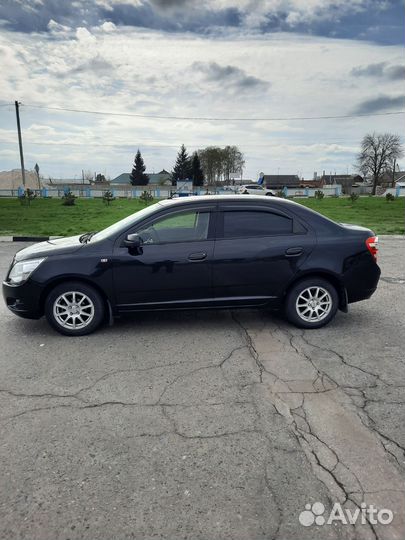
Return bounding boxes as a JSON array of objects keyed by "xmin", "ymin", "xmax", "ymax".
[
  {"xmin": 285, "ymin": 247, "xmax": 303, "ymax": 257},
  {"xmin": 188, "ymin": 252, "xmax": 207, "ymax": 261}
]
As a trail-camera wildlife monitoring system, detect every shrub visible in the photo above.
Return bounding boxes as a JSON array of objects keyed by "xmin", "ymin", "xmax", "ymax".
[
  {"xmin": 276, "ymin": 190, "xmax": 286, "ymax": 198},
  {"xmin": 18, "ymin": 188, "xmax": 36, "ymax": 206},
  {"xmin": 386, "ymin": 192, "xmax": 395, "ymax": 202},
  {"xmin": 314, "ymin": 190, "xmax": 324, "ymax": 200},
  {"xmin": 139, "ymin": 190, "xmax": 153, "ymax": 205},
  {"xmin": 62, "ymin": 190, "xmax": 76, "ymax": 206},
  {"xmin": 349, "ymin": 193, "xmax": 359, "ymax": 203},
  {"xmin": 102, "ymin": 190, "xmax": 116, "ymax": 206}
]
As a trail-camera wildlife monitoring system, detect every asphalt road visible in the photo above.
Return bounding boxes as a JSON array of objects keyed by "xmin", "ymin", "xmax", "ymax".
[{"xmin": 0, "ymin": 238, "xmax": 404, "ymax": 540}]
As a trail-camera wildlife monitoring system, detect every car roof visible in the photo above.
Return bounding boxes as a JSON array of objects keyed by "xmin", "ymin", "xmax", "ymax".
[{"xmin": 158, "ymin": 194, "xmax": 290, "ymax": 207}]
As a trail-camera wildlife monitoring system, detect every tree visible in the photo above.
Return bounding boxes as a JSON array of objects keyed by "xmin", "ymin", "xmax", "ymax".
[
  {"xmin": 83, "ymin": 170, "xmax": 94, "ymax": 183},
  {"xmin": 95, "ymin": 173, "xmax": 107, "ymax": 183},
  {"xmin": 198, "ymin": 146, "xmax": 223, "ymax": 185},
  {"xmin": 172, "ymin": 144, "xmax": 192, "ymax": 184},
  {"xmin": 190, "ymin": 152, "xmax": 204, "ymax": 186},
  {"xmin": 130, "ymin": 150, "xmax": 149, "ymax": 186},
  {"xmin": 102, "ymin": 190, "xmax": 115, "ymax": 206},
  {"xmin": 357, "ymin": 133, "xmax": 403, "ymax": 195},
  {"xmin": 198, "ymin": 146, "xmax": 245, "ymax": 185},
  {"xmin": 222, "ymin": 146, "xmax": 245, "ymax": 183},
  {"xmin": 34, "ymin": 163, "xmax": 41, "ymax": 188}
]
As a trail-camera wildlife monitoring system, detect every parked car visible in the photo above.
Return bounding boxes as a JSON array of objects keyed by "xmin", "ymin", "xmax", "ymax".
[
  {"xmin": 3, "ymin": 195, "xmax": 380, "ymax": 336},
  {"xmin": 238, "ymin": 184, "xmax": 275, "ymax": 196}
]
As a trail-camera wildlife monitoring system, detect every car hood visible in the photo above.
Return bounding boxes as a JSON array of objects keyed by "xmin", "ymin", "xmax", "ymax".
[{"xmin": 14, "ymin": 235, "xmax": 83, "ymax": 262}]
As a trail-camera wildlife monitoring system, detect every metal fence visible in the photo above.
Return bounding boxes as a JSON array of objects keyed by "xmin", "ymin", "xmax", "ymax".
[{"xmin": 0, "ymin": 184, "xmax": 403, "ymax": 198}]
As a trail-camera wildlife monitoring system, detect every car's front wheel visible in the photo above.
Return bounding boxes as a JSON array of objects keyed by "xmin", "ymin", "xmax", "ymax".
[
  {"xmin": 45, "ymin": 281, "xmax": 105, "ymax": 336},
  {"xmin": 284, "ymin": 277, "xmax": 339, "ymax": 329}
]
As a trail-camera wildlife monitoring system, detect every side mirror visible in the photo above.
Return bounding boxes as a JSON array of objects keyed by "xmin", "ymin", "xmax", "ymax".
[{"xmin": 124, "ymin": 233, "xmax": 143, "ymax": 250}]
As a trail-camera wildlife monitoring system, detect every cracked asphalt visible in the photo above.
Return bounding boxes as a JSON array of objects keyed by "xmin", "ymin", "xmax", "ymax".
[{"xmin": 0, "ymin": 237, "xmax": 404, "ymax": 540}]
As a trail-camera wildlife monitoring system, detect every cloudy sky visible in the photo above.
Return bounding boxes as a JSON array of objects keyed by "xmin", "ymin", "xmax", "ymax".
[{"xmin": 0, "ymin": 0, "xmax": 404, "ymax": 181}]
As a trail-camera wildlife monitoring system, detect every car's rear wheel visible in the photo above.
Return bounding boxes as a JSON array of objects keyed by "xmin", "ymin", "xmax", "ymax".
[
  {"xmin": 45, "ymin": 281, "xmax": 104, "ymax": 336},
  {"xmin": 285, "ymin": 277, "xmax": 339, "ymax": 329}
]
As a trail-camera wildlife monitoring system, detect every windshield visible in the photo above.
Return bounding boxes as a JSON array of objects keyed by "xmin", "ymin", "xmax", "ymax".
[{"xmin": 90, "ymin": 201, "xmax": 163, "ymax": 242}]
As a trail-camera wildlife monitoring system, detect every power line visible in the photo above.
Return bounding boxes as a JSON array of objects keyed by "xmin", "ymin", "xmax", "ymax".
[
  {"xmin": 18, "ymin": 102, "xmax": 405, "ymax": 122},
  {"xmin": 0, "ymin": 138, "xmax": 365, "ymax": 149}
]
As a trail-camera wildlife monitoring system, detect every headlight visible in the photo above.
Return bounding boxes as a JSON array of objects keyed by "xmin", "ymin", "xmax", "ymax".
[{"xmin": 8, "ymin": 258, "xmax": 46, "ymax": 285}]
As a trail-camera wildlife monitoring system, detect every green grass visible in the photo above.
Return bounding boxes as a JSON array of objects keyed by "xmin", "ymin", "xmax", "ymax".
[
  {"xmin": 0, "ymin": 196, "xmax": 403, "ymax": 236},
  {"xmin": 293, "ymin": 197, "xmax": 404, "ymax": 235},
  {"xmin": 0, "ymin": 198, "xmax": 153, "ymax": 237}
]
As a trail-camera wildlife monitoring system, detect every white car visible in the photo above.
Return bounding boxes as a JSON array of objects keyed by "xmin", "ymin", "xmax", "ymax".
[{"xmin": 237, "ymin": 184, "xmax": 275, "ymax": 196}]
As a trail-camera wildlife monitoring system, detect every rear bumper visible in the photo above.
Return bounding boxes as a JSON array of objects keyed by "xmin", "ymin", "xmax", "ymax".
[
  {"xmin": 2, "ymin": 280, "xmax": 43, "ymax": 319},
  {"xmin": 343, "ymin": 252, "xmax": 381, "ymax": 304}
]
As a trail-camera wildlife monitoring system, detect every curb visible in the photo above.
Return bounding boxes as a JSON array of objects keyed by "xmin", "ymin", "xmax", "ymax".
[{"xmin": 0, "ymin": 236, "xmax": 62, "ymax": 242}]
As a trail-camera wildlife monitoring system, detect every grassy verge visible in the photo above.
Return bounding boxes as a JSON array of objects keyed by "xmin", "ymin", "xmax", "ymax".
[
  {"xmin": 0, "ymin": 196, "xmax": 403, "ymax": 236},
  {"xmin": 293, "ymin": 197, "xmax": 404, "ymax": 235},
  {"xmin": 0, "ymin": 198, "xmax": 152, "ymax": 237}
]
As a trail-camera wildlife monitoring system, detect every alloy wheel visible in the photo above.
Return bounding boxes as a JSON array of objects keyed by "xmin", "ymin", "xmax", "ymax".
[
  {"xmin": 53, "ymin": 291, "xmax": 95, "ymax": 330},
  {"xmin": 295, "ymin": 286, "xmax": 332, "ymax": 323}
]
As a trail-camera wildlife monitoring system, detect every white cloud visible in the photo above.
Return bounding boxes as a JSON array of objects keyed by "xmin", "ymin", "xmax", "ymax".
[
  {"xmin": 75, "ymin": 27, "xmax": 96, "ymax": 42},
  {"xmin": 100, "ymin": 21, "xmax": 117, "ymax": 32},
  {"xmin": 47, "ymin": 19, "xmax": 71, "ymax": 34}
]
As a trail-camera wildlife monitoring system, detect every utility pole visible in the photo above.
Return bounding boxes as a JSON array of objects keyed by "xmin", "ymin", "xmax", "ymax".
[
  {"xmin": 15, "ymin": 100, "xmax": 26, "ymax": 187},
  {"xmin": 392, "ymin": 158, "xmax": 396, "ymax": 187}
]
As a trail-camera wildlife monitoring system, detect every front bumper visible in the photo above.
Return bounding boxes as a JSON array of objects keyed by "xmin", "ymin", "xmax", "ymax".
[{"xmin": 2, "ymin": 280, "xmax": 43, "ymax": 319}]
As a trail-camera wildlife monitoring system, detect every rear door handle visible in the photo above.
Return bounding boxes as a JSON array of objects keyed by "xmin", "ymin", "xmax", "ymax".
[
  {"xmin": 188, "ymin": 252, "xmax": 207, "ymax": 261},
  {"xmin": 285, "ymin": 247, "xmax": 303, "ymax": 257}
]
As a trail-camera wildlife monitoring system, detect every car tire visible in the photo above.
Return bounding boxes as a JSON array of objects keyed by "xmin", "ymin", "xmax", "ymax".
[
  {"xmin": 284, "ymin": 277, "xmax": 339, "ymax": 329},
  {"xmin": 45, "ymin": 281, "xmax": 105, "ymax": 336}
]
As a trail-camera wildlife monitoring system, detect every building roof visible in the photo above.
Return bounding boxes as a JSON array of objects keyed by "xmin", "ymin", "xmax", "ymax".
[
  {"xmin": 149, "ymin": 170, "xmax": 172, "ymax": 184},
  {"xmin": 380, "ymin": 170, "xmax": 405, "ymax": 182},
  {"xmin": 111, "ymin": 173, "xmax": 132, "ymax": 185},
  {"xmin": 320, "ymin": 174, "xmax": 363, "ymax": 180},
  {"xmin": 111, "ymin": 170, "xmax": 172, "ymax": 185},
  {"xmin": 263, "ymin": 174, "xmax": 300, "ymax": 187}
]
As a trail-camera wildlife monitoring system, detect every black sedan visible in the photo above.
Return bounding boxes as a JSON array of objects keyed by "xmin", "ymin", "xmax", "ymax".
[{"xmin": 3, "ymin": 195, "xmax": 380, "ymax": 336}]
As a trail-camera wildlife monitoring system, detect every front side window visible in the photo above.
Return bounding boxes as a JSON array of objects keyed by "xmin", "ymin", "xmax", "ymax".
[
  {"xmin": 223, "ymin": 210, "xmax": 292, "ymax": 238},
  {"xmin": 136, "ymin": 210, "xmax": 210, "ymax": 244}
]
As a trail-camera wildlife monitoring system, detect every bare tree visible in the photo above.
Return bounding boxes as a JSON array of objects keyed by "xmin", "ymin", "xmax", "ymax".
[
  {"xmin": 83, "ymin": 170, "xmax": 94, "ymax": 183},
  {"xmin": 222, "ymin": 146, "xmax": 245, "ymax": 183},
  {"xmin": 198, "ymin": 147, "xmax": 223, "ymax": 185},
  {"xmin": 357, "ymin": 133, "xmax": 403, "ymax": 195}
]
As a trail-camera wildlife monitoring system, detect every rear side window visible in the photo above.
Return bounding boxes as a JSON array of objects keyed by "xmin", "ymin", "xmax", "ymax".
[{"xmin": 222, "ymin": 210, "xmax": 292, "ymax": 238}]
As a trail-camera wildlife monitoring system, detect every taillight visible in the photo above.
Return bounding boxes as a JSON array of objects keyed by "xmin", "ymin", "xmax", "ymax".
[{"xmin": 366, "ymin": 236, "xmax": 378, "ymax": 261}]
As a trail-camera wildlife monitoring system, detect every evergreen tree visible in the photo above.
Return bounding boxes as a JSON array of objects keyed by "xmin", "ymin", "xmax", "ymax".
[
  {"xmin": 190, "ymin": 152, "xmax": 204, "ymax": 186},
  {"xmin": 172, "ymin": 144, "xmax": 192, "ymax": 184},
  {"xmin": 130, "ymin": 150, "xmax": 149, "ymax": 186}
]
